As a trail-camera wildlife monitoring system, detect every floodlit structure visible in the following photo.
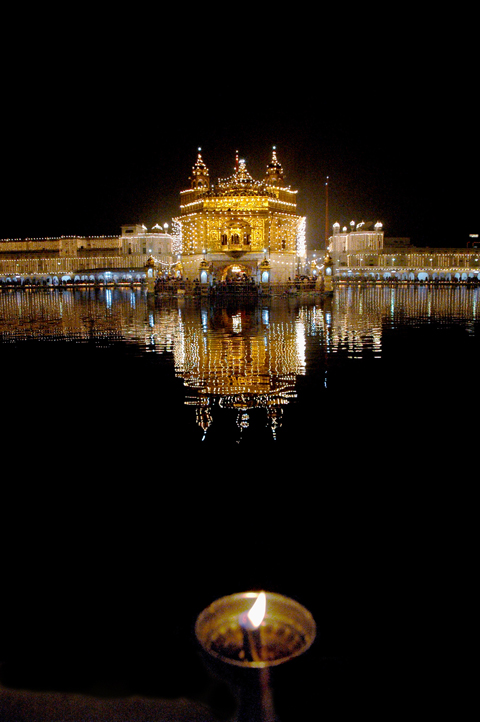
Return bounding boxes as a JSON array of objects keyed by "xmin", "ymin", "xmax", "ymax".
[
  {"xmin": 120, "ymin": 224, "xmax": 173, "ymax": 273},
  {"xmin": 173, "ymin": 148, "xmax": 305, "ymax": 284},
  {"xmin": 326, "ymin": 221, "xmax": 480, "ymax": 284}
]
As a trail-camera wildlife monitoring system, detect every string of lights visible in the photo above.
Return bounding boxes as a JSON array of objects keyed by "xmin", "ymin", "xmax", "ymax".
[{"xmin": 173, "ymin": 148, "xmax": 303, "ymax": 284}]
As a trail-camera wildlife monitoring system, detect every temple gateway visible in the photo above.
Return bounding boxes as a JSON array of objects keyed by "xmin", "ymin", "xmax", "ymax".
[{"xmin": 173, "ymin": 148, "xmax": 306, "ymax": 285}]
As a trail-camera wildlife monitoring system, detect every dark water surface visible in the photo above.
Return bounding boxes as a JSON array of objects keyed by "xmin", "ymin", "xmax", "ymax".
[{"xmin": 1, "ymin": 286, "xmax": 475, "ymax": 719}]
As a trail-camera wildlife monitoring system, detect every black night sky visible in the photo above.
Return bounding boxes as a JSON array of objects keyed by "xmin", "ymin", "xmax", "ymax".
[{"xmin": 1, "ymin": 11, "xmax": 472, "ymax": 250}]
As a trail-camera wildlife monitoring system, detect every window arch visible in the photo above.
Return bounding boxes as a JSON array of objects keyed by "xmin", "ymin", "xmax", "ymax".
[{"xmin": 221, "ymin": 218, "xmax": 252, "ymax": 248}]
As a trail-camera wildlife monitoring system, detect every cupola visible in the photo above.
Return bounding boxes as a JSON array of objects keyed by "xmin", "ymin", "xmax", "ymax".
[
  {"xmin": 190, "ymin": 148, "xmax": 210, "ymax": 190},
  {"xmin": 265, "ymin": 146, "xmax": 284, "ymax": 186}
]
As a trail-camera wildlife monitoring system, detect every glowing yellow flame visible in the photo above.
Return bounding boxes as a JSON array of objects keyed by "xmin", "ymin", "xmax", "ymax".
[{"xmin": 247, "ymin": 591, "xmax": 266, "ymax": 628}]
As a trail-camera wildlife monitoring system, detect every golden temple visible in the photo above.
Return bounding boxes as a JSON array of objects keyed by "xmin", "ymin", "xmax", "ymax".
[{"xmin": 173, "ymin": 148, "xmax": 305, "ymax": 284}]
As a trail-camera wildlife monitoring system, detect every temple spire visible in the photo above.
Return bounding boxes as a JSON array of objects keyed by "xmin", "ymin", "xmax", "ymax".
[
  {"xmin": 190, "ymin": 148, "xmax": 210, "ymax": 190},
  {"xmin": 265, "ymin": 146, "xmax": 284, "ymax": 186}
]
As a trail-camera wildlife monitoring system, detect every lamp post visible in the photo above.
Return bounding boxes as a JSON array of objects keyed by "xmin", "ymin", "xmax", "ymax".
[
  {"xmin": 322, "ymin": 252, "xmax": 334, "ymax": 296},
  {"xmin": 324, "ymin": 177, "xmax": 329, "ymax": 247}
]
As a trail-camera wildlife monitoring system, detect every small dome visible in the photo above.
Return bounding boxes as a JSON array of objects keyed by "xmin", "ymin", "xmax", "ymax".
[
  {"xmin": 190, "ymin": 148, "xmax": 210, "ymax": 190},
  {"xmin": 265, "ymin": 146, "xmax": 284, "ymax": 185}
]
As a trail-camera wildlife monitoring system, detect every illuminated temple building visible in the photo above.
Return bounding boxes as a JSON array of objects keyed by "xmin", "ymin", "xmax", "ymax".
[
  {"xmin": 2, "ymin": 144, "xmax": 478, "ymax": 288},
  {"xmin": 173, "ymin": 148, "xmax": 306, "ymax": 284}
]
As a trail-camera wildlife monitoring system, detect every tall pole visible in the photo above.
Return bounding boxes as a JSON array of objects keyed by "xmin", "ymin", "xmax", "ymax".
[{"xmin": 324, "ymin": 176, "xmax": 329, "ymax": 248}]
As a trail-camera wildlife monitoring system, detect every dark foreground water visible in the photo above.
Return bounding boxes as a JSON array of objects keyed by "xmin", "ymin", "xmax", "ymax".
[{"xmin": 1, "ymin": 286, "xmax": 475, "ymax": 720}]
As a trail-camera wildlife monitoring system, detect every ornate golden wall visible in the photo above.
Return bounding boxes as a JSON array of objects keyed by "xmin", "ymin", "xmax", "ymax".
[{"xmin": 174, "ymin": 151, "xmax": 301, "ymax": 268}]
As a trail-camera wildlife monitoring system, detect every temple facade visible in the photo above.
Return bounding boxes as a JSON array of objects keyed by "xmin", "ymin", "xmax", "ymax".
[{"xmin": 173, "ymin": 148, "xmax": 305, "ymax": 284}]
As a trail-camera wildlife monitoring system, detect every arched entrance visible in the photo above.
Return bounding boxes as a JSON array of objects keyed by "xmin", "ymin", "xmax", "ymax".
[{"xmin": 219, "ymin": 263, "xmax": 254, "ymax": 283}]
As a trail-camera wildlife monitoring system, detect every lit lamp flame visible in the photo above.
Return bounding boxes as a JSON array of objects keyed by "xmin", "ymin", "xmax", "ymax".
[
  {"xmin": 239, "ymin": 592, "xmax": 266, "ymax": 663},
  {"xmin": 247, "ymin": 591, "xmax": 266, "ymax": 629},
  {"xmin": 195, "ymin": 591, "xmax": 316, "ymax": 669}
]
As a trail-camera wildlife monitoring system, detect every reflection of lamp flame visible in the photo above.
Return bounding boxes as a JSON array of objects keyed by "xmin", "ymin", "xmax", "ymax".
[{"xmin": 247, "ymin": 591, "xmax": 266, "ymax": 628}]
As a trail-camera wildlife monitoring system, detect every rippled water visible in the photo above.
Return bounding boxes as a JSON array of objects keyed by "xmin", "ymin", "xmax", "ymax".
[
  {"xmin": 3, "ymin": 284, "xmax": 478, "ymax": 449},
  {"xmin": 1, "ymin": 285, "xmax": 475, "ymax": 708}
]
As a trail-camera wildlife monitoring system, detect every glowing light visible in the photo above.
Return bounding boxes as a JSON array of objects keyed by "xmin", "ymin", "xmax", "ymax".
[
  {"xmin": 171, "ymin": 220, "xmax": 182, "ymax": 256},
  {"xmin": 232, "ymin": 312, "xmax": 242, "ymax": 333},
  {"xmin": 173, "ymin": 148, "xmax": 301, "ymax": 281},
  {"xmin": 296, "ymin": 216, "xmax": 306, "ymax": 258},
  {"xmin": 247, "ymin": 592, "xmax": 266, "ymax": 629}
]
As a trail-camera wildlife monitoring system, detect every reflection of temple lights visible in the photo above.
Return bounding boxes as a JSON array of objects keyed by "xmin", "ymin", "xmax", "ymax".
[
  {"xmin": 172, "ymin": 304, "xmax": 307, "ymax": 440},
  {"xmin": 5, "ymin": 287, "xmax": 479, "ymax": 444},
  {"xmin": 232, "ymin": 313, "xmax": 242, "ymax": 333},
  {"xmin": 295, "ymin": 316, "xmax": 307, "ymax": 370},
  {"xmin": 237, "ymin": 412, "xmax": 250, "ymax": 431}
]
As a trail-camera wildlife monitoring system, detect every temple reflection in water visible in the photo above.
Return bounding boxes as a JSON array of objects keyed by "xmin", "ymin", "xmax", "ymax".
[
  {"xmin": 1, "ymin": 285, "xmax": 479, "ymax": 442},
  {"xmin": 172, "ymin": 300, "xmax": 308, "ymax": 440}
]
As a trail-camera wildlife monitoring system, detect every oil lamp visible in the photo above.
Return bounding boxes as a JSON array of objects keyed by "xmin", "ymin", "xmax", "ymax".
[{"xmin": 195, "ymin": 591, "xmax": 316, "ymax": 722}]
